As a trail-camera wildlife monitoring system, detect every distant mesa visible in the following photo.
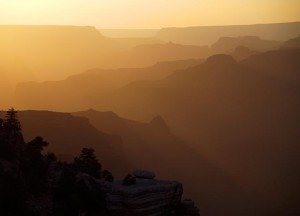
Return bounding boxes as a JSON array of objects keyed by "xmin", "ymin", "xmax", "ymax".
[
  {"xmin": 211, "ymin": 36, "xmax": 281, "ymax": 53},
  {"xmin": 156, "ymin": 22, "xmax": 300, "ymax": 45}
]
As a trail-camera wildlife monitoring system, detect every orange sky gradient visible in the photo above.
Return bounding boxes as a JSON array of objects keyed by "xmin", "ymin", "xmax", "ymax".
[{"xmin": 0, "ymin": 0, "xmax": 299, "ymax": 28}]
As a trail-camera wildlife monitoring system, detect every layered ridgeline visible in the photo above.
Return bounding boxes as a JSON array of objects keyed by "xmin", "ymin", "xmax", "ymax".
[
  {"xmin": 89, "ymin": 49, "xmax": 300, "ymax": 215},
  {"xmin": 0, "ymin": 25, "xmax": 209, "ymax": 108},
  {"xmin": 5, "ymin": 25, "xmax": 298, "ymax": 110},
  {"xmin": 157, "ymin": 21, "xmax": 300, "ymax": 45},
  {"xmin": 14, "ymin": 35, "xmax": 287, "ymax": 111},
  {"xmin": 0, "ymin": 25, "xmax": 206, "ymax": 82},
  {"xmin": 15, "ymin": 59, "xmax": 204, "ymax": 111},
  {"xmin": 2, "ymin": 23, "xmax": 296, "ymax": 85},
  {"xmin": 1, "ymin": 23, "xmax": 299, "ymax": 90}
]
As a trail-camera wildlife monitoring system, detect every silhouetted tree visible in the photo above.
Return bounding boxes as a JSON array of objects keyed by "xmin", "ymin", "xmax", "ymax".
[
  {"xmin": 103, "ymin": 170, "xmax": 114, "ymax": 182},
  {"xmin": 0, "ymin": 164, "xmax": 32, "ymax": 216},
  {"xmin": 0, "ymin": 112, "xmax": 112, "ymax": 215},
  {"xmin": 4, "ymin": 108, "xmax": 21, "ymax": 132},
  {"xmin": 21, "ymin": 136, "xmax": 51, "ymax": 193},
  {"xmin": 0, "ymin": 110, "xmax": 31, "ymax": 215},
  {"xmin": 0, "ymin": 117, "xmax": 4, "ymax": 132},
  {"xmin": 0, "ymin": 117, "xmax": 4, "ymax": 155},
  {"xmin": 73, "ymin": 148, "xmax": 102, "ymax": 178},
  {"xmin": 122, "ymin": 174, "xmax": 136, "ymax": 185},
  {"xmin": 0, "ymin": 109, "xmax": 24, "ymax": 160},
  {"xmin": 53, "ymin": 163, "xmax": 107, "ymax": 216},
  {"xmin": 53, "ymin": 165, "xmax": 80, "ymax": 215},
  {"xmin": 24, "ymin": 136, "xmax": 49, "ymax": 160},
  {"xmin": 45, "ymin": 152, "xmax": 57, "ymax": 163}
]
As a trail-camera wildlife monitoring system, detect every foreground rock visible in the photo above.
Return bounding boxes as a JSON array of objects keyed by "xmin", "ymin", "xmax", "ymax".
[{"xmin": 106, "ymin": 170, "xmax": 199, "ymax": 216}]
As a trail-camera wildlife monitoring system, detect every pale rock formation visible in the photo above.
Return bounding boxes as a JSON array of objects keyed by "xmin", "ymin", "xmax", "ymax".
[
  {"xmin": 106, "ymin": 170, "xmax": 183, "ymax": 216},
  {"xmin": 133, "ymin": 169, "xmax": 156, "ymax": 179}
]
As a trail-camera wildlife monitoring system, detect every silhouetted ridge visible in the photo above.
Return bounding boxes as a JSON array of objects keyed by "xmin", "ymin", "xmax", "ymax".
[
  {"xmin": 281, "ymin": 35, "xmax": 300, "ymax": 49},
  {"xmin": 204, "ymin": 54, "xmax": 237, "ymax": 68},
  {"xmin": 149, "ymin": 115, "xmax": 170, "ymax": 132},
  {"xmin": 86, "ymin": 109, "xmax": 119, "ymax": 118},
  {"xmin": 15, "ymin": 58, "xmax": 205, "ymax": 111},
  {"xmin": 241, "ymin": 48, "xmax": 300, "ymax": 80},
  {"xmin": 230, "ymin": 46, "xmax": 259, "ymax": 61}
]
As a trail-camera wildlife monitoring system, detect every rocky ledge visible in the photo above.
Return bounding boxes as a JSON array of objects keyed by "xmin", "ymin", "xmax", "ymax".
[{"xmin": 104, "ymin": 169, "xmax": 200, "ymax": 216}]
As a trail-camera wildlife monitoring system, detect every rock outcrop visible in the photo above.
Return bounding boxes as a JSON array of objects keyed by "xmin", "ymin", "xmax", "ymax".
[
  {"xmin": 73, "ymin": 169, "xmax": 200, "ymax": 215},
  {"xmin": 106, "ymin": 170, "xmax": 199, "ymax": 216}
]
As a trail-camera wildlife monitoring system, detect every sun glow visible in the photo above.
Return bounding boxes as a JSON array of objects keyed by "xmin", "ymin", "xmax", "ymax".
[{"xmin": 0, "ymin": 0, "xmax": 299, "ymax": 28}]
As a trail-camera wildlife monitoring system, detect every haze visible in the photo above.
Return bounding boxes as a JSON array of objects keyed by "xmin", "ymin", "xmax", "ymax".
[
  {"xmin": 0, "ymin": 0, "xmax": 300, "ymax": 215},
  {"xmin": 1, "ymin": 0, "xmax": 300, "ymax": 28}
]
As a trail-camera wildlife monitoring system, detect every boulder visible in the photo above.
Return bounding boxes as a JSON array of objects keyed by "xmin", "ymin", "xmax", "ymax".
[{"xmin": 133, "ymin": 169, "xmax": 156, "ymax": 179}]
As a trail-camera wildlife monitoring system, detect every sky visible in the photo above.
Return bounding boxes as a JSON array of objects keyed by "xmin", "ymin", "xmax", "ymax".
[{"xmin": 0, "ymin": 0, "xmax": 299, "ymax": 28}]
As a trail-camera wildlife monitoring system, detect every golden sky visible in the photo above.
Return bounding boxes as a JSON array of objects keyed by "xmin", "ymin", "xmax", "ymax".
[{"xmin": 0, "ymin": 0, "xmax": 299, "ymax": 28}]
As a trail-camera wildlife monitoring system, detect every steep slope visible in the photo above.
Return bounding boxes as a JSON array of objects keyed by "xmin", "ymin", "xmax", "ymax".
[
  {"xmin": 73, "ymin": 109, "xmax": 261, "ymax": 216},
  {"xmin": 73, "ymin": 110, "xmax": 186, "ymax": 172},
  {"xmin": 157, "ymin": 22, "xmax": 300, "ymax": 45},
  {"xmin": 0, "ymin": 110, "xmax": 130, "ymax": 177},
  {"xmin": 15, "ymin": 59, "xmax": 204, "ymax": 111},
  {"xmin": 92, "ymin": 50, "xmax": 300, "ymax": 215}
]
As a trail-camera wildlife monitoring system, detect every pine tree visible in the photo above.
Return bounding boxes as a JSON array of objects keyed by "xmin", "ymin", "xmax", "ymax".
[
  {"xmin": 0, "ymin": 117, "xmax": 4, "ymax": 144},
  {"xmin": 4, "ymin": 108, "xmax": 21, "ymax": 133},
  {"xmin": 73, "ymin": 148, "xmax": 102, "ymax": 178},
  {"xmin": 24, "ymin": 136, "xmax": 49, "ymax": 160},
  {"xmin": 22, "ymin": 137, "xmax": 50, "ymax": 194},
  {"xmin": 0, "ymin": 109, "xmax": 24, "ymax": 160}
]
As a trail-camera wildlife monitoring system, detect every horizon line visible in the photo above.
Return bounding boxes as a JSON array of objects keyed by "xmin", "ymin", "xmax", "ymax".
[{"xmin": 0, "ymin": 20, "xmax": 299, "ymax": 30}]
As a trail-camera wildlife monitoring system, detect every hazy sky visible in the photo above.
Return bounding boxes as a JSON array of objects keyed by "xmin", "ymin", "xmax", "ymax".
[{"xmin": 0, "ymin": 0, "xmax": 299, "ymax": 28}]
